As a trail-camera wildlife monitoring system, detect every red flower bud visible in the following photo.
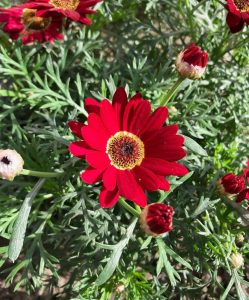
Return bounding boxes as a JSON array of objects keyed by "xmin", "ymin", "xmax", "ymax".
[
  {"xmin": 176, "ymin": 43, "xmax": 208, "ymax": 79},
  {"xmin": 140, "ymin": 203, "xmax": 174, "ymax": 236},
  {"xmin": 218, "ymin": 173, "xmax": 245, "ymax": 197}
]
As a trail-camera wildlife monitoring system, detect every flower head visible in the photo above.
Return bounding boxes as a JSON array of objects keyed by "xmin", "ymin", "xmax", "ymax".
[
  {"xmin": 231, "ymin": 253, "xmax": 244, "ymax": 269},
  {"xmin": 226, "ymin": 0, "xmax": 249, "ymax": 33},
  {"xmin": 24, "ymin": 0, "xmax": 101, "ymax": 25},
  {"xmin": 0, "ymin": 149, "xmax": 24, "ymax": 181},
  {"xmin": 68, "ymin": 87, "xmax": 188, "ymax": 208},
  {"xmin": 218, "ymin": 173, "xmax": 245, "ymax": 197},
  {"xmin": 140, "ymin": 203, "xmax": 174, "ymax": 236},
  {"xmin": 176, "ymin": 43, "xmax": 208, "ymax": 80},
  {"xmin": 236, "ymin": 233, "xmax": 245, "ymax": 244},
  {"xmin": 0, "ymin": 6, "xmax": 63, "ymax": 44}
]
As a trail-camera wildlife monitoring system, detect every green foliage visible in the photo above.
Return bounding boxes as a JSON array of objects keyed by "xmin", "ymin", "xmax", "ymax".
[{"xmin": 0, "ymin": 0, "xmax": 249, "ymax": 299}]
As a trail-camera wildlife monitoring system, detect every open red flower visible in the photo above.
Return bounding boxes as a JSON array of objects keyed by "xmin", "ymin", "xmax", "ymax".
[
  {"xmin": 140, "ymin": 203, "xmax": 174, "ymax": 236},
  {"xmin": 226, "ymin": 0, "xmax": 249, "ymax": 33},
  {"xmin": 68, "ymin": 87, "xmax": 188, "ymax": 208},
  {"xmin": 24, "ymin": 0, "xmax": 101, "ymax": 25},
  {"xmin": 176, "ymin": 43, "xmax": 208, "ymax": 79},
  {"xmin": 0, "ymin": 6, "xmax": 63, "ymax": 44},
  {"xmin": 218, "ymin": 173, "xmax": 245, "ymax": 196}
]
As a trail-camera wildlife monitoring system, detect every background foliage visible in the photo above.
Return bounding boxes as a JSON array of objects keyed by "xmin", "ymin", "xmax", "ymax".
[{"xmin": 0, "ymin": 0, "xmax": 249, "ymax": 299}]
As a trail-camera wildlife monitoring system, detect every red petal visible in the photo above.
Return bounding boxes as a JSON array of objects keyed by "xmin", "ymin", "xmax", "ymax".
[
  {"xmin": 128, "ymin": 100, "xmax": 151, "ymax": 135},
  {"xmin": 122, "ymin": 99, "xmax": 143, "ymax": 131},
  {"xmin": 226, "ymin": 0, "xmax": 242, "ymax": 15},
  {"xmin": 81, "ymin": 167, "xmax": 104, "ymax": 184},
  {"xmin": 141, "ymin": 158, "xmax": 188, "ymax": 176},
  {"xmin": 112, "ymin": 87, "xmax": 128, "ymax": 127},
  {"xmin": 62, "ymin": 9, "xmax": 81, "ymax": 21},
  {"xmin": 87, "ymin": 113, "xmax": 110, "ymax": 138},
  {"xmin": 226, "ymin": 12, "xmax": 244, "ymax": 33},
  {"xmin": 68, "ymin": 121, "xmax": 84, "ymax": 139},
  {"xmin": 69, "ymin": 141, "xmax": 89, "ymax": 158},
  {"xmin": 146, "ymin": 134, "xmax": 185, "ymax": 149},
  {"xmin": 117, "ymin": 170, "xmax": 147, "ymax": 207},
  {"xmin": 100, "ymin": 187, "xmax": 120, "ymax": 208},
  {"xmin": 82, "ymin": 126, "xmax": 108, "ymax": 151},
  {"xmin": 157, "ymin": 176, "xmax": 171, "ymax": 191},
  {"xmin": 102, "ymin": 166, "xmax": 117, "ymax": 191},
  {"xmin": 86, "ymin": 150, "xmax": 110, "ymax": 169},
  {"xmin": 84, "ymin": 97, "xmax": 100, "ymax": 114},
  {"xmin": 78, "ymin": 17, "xmax": 92, "ymax": 25},
  {"xmin": 130, "ymin": 92, "xmax": 143, "ymax": 101},
  {"xmin": 140, "ymin": 107, "xmax": 168, "ymax": 135},
  {"xmin": 237, "ymin": 189, "xmax": 249, "ymax": 203},
  {"xmin": 146, "ymin": 143, "xmax": 186, "ymax": 161},
  {"xmin": 100, "ymin": 99, "xmax": 119, "ymax": 134},
  {"xmin": 132, "ymin": 166, "xmax": 159, "ymax": 191},
  {"xmin": 142, "ymin": 124, "xmax": 179, "ymax": 143}
]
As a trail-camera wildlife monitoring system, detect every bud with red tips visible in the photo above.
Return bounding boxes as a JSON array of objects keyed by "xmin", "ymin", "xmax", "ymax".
[
  {"xmin": 140, "ymin": 203, "xmax": 174, "ymax": 236},
  {"xmin": 217, "ymin": 173, "xmax": 245, "ymax": 197},
  {"xmin": 176, "ymin": 43, "xmax": 208, "ymax": 80}
]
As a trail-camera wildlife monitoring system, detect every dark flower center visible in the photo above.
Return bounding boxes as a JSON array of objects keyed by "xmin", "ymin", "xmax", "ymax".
[
  {"xmin": 50, "ymin": 0, "xmax": 80, "ymax": 10},
  {"xmin": 22, "ymin": 9, "xmax": 51, "ymax": 31},
  {"xmin": 1, "ymin": 156, "xmax": 11, "ymax": 165},
  {"xmin": 106, "ymin": 131, "xmax": 145, "ymax": 170},
  {"xmin": 121, "ymin": 143, "xmax": 134, "ymax": 156},
  {"xmin": 234, "ymin": 0, "xmax": 249, "ymax": 12}
]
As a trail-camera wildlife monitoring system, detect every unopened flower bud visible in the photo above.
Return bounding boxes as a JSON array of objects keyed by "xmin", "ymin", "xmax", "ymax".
[
  {"xmin": 0, "ymin": 149, "xmax": 24, "ymax": 181},
  {"xmin": 236, "ymin": 234, "xmax": 245, "ymax": 244},
  {"xmin": 176, "ymin": 43, "xmax": 208, "ymax": 80},
  {"xmin": 231, "ymin": 253, "xmax": 244, "ymax": 269},
  {"xmin": 116, "ymin": 284, "xmax": 125, "ymax": 293},
  {"xmin": 140, "ymin": 203, "xmax": 174, "ymax": 236},
  {"xmin": 217, "ymin": 173, "xmax": 245, "ymax": 198}
]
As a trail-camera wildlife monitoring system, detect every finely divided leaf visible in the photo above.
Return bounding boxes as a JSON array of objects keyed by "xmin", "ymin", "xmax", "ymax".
[{"xmin": 96, "ymin": 218, "xmax": 137, "ymax": 285}]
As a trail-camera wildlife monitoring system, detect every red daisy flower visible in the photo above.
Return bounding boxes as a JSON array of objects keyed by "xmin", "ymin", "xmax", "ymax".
[
  {"xmin": 218, "ymin": 173, "xmax": 245, "ymax": 196},
  {"xmin": 0, "ymin": 6, "xmax": 63, "ymax": 44},
  {"xmin": 176, "ymin": 43, "xmax": 208, "ymax": 80},
  {"xmin": 140, "ymin": 203, "xmax": 174, "ymax": 236},
  {"xmin": 226, "ymin": 0, "xmax": 249, "ymax": 33},
  {"xmin": 24, "ymin": 0, "xmax": 101, "ymax": 25},
  {"xmin": 68, "ymin": 87, "xmax": 188, "ymax": 208}
]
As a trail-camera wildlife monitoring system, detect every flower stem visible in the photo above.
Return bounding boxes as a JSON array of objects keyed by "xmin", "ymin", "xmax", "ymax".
[
  {"xmin": 118, "ymin": 198, "xmax": 140, "ymax": 218},
  {"xmin": 160, "ymin": 77, "xmax": 185, "ymax": 106},
  {"xmin": 21, "ymin": 169, "xmax": 64, "ymax": 178}
]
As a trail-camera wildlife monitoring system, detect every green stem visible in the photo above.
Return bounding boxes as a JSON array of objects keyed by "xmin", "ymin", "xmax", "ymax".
[
  {"xmin": 118, "ymin": 198, "xmax": 140, "ymax": 218},
  {"xmin": 160, "ymin": 77, "xmax": 185, "ymax": 106},
  {"xmin": 21, "ymin": 169, "xmax": 64, "ymax": 178}
]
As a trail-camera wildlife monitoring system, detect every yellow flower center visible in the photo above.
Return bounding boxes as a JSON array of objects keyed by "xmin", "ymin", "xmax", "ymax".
[
  {"xmin": 234, "ymin": 0, "xmax": 249, "ymax": 12},
  {"xmin": 22, "ymin": 9, "xmax": 51, "ymax": 31},
  {"xmin": 106, "ymin": 131, "xmax": 145, "ymax": 170},
  {"xmin": 50, "ymin": 0, "xmax": 80, "ymax": 10}
]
